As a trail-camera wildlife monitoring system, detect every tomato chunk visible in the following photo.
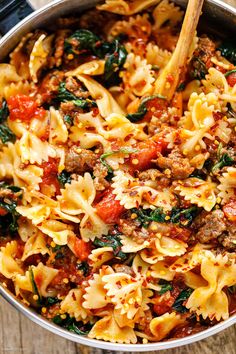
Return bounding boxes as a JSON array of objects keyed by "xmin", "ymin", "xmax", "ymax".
[
  {"xmin": 226, "ymin": 71, "xmax": 236, "ymax": 87},
  {"xmin": 40, "ymin": 158, "xmax": 60, "ymax": 195},
  {"xmin": 223, "ymin": 199, "xmax": 236, "ymax": 221},
  {"xmin": 68, "ymin": 235, "xmax": 92, "ymax": 261},
  {"xmin": 129, "ymin": 139, "xmax": 166, "ymax": 171},
  {"xmin": 0, "ymin": 207, "xmax": 8, "ymax": 216},
  {"xmin": 143, "ymin": 97, "xmax": 168, "ymax": 121},
  {"xmin": 8, "ymin": 95, "xmax": 46, "ymax": 122},
  {"xmin": 95, "ymin": 188, "xmax": 125, "ymax": 224}
]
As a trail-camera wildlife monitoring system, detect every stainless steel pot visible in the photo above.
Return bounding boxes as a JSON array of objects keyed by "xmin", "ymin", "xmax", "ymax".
[{"xmin": 0, "ymin": 0, "xmax": 236, "ymax": 350}]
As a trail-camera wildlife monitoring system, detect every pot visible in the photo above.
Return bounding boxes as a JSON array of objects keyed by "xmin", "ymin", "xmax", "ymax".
[{"xmin": 0, "ymin": 0, "xmax": 236, "ymax": 350}]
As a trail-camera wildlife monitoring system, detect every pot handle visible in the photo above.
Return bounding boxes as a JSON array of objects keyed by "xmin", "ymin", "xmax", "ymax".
[{"xmin": 0, "ymin": 0, "xmax": 33, "ymax": 36}]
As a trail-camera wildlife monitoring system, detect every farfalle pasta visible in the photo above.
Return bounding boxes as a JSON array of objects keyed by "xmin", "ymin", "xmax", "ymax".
[{"xmin": 0, "ymin": 0, "xmax": 236, "ymax": 346}]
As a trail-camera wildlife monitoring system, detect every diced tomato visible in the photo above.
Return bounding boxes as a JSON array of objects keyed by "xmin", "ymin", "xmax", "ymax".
[
  {"xmin": 223, "ymin": 199, "xmax": 236, "ymax": 221},
  {"xmin": 95, "ymin": 188, "xmax": 125, "ymax": 224},
  {"xmin": 8, "ymin": 95, "xmax": 46, "ymax": 122},
  {"xmin": 39, "ymin": 158, "xmax": 60, "ymax": 195},
  {"xmin": 0, "ymin": 207, "xmax": 8, "ymax": 216},
  {"xmin": 68, "ymin": 235, "xmax": 92, "ymax": 261},
  {"xmin": 153, "ymin": 295, "xmax": 175, "ymax": 316},
  {"xmin": 129, "ymin": 139, "xmax": 166, "ymax": 172},
  {"xmin": 226, "ymin": 71, "xmax": 236, "ymax": 87},
  {"xmin": 143, "ymin": 96, "xmax": 168, "ymax": 122}
]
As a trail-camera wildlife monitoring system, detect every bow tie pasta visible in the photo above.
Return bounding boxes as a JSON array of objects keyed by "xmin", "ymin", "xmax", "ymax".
[{"xmin": 0, "ymin": 0, "xmax": 236, "ymax": 345}]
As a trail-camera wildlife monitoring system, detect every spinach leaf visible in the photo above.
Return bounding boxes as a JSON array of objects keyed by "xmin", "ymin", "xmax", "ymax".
[
  {"xmin": 228, "ymin": 285, "xmax": 236, "ymax": 294},
  {"xmin": 0, "ymin": 99, "xmax": 16, "ymax": 144},
  {"xmin": 218, "ymin": 41, "xmax": 236, "ymax": 65},
  {"xmin": 190, "ymin": 57, "xmax": 208, "ymax": 80},
  {"xmin": 93, "ymin": 234, "xmax": 127, "ymax": 260},
  {"xmin": 0, "ymin": 124, "xmax": 16, "ymax": 143},
  {"xmin": 134, "ymin": 206, "xmax": 199, "ymax": 228},
  {"xmin": 126, "ymin": 94, "xmax": 166, "ymax": 122},
  {"xmin": 29, "ymin": 267, "xmax": 42, "ymax": 303},
  {"xmin": 100, "ymin": 147, "xmax": 138, "ymax": 174},
  {"xmin": 57, "ymin": 82, "xmax": 97, "ymax": 109},
  {"xmin": 170, "ymin": 206, "xmax": 199, "ymax": 226},
  {"xmin": 159, "ymin": 281, "xmax": 173, "ymax": 295},
  {"xmin": 57, "ymin": 82, "xmax": 77, "ymax": 102},
  {"xmin": 57, "ymin": 170, "xmax": 72, "ymax": 187},
  {"xmin": 0, "ymin": 184, "xmax": 22, "ymax": 234},
  {"xmin": 134, "ymin": 208, "xmax": 167, "ymax": 228},
  {"xmin": 63, "ymin": 115, "xmax": 73, "ymax": 125},
  {"xmin": 0, "ymin": 99, "xmax": 9, "ymax": 123},
  {"xmin": 172, "ymin": 288, "xmax": 193, "ymax": 313},
  {"xmin": 44, "ymin": 297, "xmax": 60, "ymax": 307},
  {"xmin": 53, "ymin": 314, "xmax": 92, "ymax": 335},
  {"xmin": 104, "ymin": 39, "xmax": 127, "ymax": 82},
  {"xmin": 65, "ymin": 30, "xmax": 127, "ymax": 84},
  {"xmin": 77, "ymin": 261, "xmax": 90, "ymax": 277},
  {"xmin": 65, "ymin": 29, "xmax": 100, "ymax": 55},
  {"xmin": 212, "ymin": 153, "xmax": 234, "ymax": 172},
  {"xmin": 225, "ymin": 69, "xmax": 236, "ymax": 77}
]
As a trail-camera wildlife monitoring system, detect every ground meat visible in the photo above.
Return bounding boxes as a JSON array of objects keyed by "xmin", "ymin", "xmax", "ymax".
[
  {"xmin": 189, "ymin": 36, "xmax": 216, "ymax": 78},
  {"xmin": 155, "ymin": 148, "xmax": 194, "ymax": 179},
  {"xmin": 65, "ymin": 77, "xmax": 90, "ymax": 98},
  {"xmin": 113, "ymin": 264, "xmax": 134, "ymax": 276},
  {"xmin": 93, "ymin": 162, "xmax": 110, "ymax": 191},
  {"xmin": 65, "ymin": 146, "xmax": 98, "ymax": 174},
  {"xmin": 138, "ymin": 169, "xmax": 170, "ymax": 187},
  {"xmin": 218, "ymin": 222, "xmax": 236, "ymax": 250},
  {"xmin": 49, "ymin": 30, "xmax": 70, "ymax": 68},
  {"xmin": 193, "ymin": 210, "xmax": 226, "ymax": 243},
  {"xmin": 78, "ymin": 10, "xmax": 119, "ymax": 37},
  {"xmin": 118, "ymin": 218, "xmax": 150, "ymax": 245},
  {"xmin": 38, "ymin": 70, "xmax": 65, "ymax": 103}
]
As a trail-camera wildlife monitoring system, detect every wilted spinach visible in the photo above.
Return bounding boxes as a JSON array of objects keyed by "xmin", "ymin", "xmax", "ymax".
[
  {"xmin": 212, "ymin": 153, "xmax": 234, "ymax": 172},
  {"xmin": 190, "ymin": 57, "xmax": 208, "ymax": 80},
  {"xmin": 158, "ymin": 281, "xmax": 173, "ymax": 295},
  {"xmin": 53, "ymin": 314, "xmax": 92, "ymax": 335},
  {"xmin": 172, "ymin": 288, "xmax": 193, "ymax": 313},
  {"xmin": 57, "ymin": 170, "xmax": 72, "ymax": 187},
  {"xmin": 93, "ymin": 234, "xmax": 127, "ymax": 260},
  {"xmin": 218, "ymin": 41, "xmax": 236, "ymax": 65},
  {"xmin": 57, "ymin": 82, "xmax": 97, "ymax": 109},
  {"xmin": 0, "ymin": 99, "xmax": 16, "ymax": 143},
  {"xmin": 133, "ymin": 205, "xmax": 199, "ymax": 228},
  {"xmin": 126, "ymin": 94, "xmax": 166, "ymax": 122},
  {"xmin": 65, "ymin": 29, "xmax": 127, "ymax": 84},
  {"xmin": 0, "ymin": 183, "xmax": 22, "ymax": 234},
  {"xmin": 100, "ymin": 147, "xmax": 138, "ymax": 174}
]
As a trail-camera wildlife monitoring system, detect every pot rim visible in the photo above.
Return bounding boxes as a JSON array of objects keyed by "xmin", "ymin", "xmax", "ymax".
[{"xmin": 0, "ymin": 0, "xmax": 236, "ymax": 350}]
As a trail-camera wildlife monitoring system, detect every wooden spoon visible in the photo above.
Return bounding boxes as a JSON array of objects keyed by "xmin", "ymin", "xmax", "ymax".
[{"xmin": 154, "ymin": 0, "xmax": 204, "ymax": 100}]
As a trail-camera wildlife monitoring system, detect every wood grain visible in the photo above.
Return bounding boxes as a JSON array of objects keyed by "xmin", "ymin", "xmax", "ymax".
[{"xmin": 0, "ymin": 0, "xmax": 236, "ymax": 353}]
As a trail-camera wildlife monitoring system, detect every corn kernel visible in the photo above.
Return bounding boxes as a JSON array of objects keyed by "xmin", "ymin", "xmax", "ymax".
[
  {"xmin": 165, "ymin": 215, "xmax": 170, "ymax": 221},
  {"xmin": 132, "ymin": 159, "xmax": 139, "ymax": 165},
  {"xmin": 131, "ymin": 213, "xmax": 137, "ymax": 219},
  {"xmin": 33, "ymin": 295, "xmax": 39, "ymax": 301},
  {"xmin": 63, "ymin": 278, "xmax": 69, "ymax": 284},
  {"xmin": 50, "ymin": 241, "xmax": 56, "ymax": 248},
  {"xmin": 67, "ymin": 54, "xmax": 74, "ymax": 60},
  {"xmin": 41, "ymin": 307, "xmax": 47, "ymax": 314},
  {"xmin": 60, "ymin": 314, "xmax": 67, "ymax": 319}
]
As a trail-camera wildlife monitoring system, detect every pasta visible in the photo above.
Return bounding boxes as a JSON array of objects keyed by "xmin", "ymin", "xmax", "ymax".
[{"xmin": 0, "ymin": 0, "xmax": 236, "ymax": 345}]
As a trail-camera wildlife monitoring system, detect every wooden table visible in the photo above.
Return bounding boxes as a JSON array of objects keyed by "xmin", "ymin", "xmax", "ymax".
[{"xmin": 1, "ymin": 0, "xmax": 236, "ymax": 353}]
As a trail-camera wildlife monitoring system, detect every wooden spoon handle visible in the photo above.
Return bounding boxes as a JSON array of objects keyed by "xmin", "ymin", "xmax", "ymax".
[{"xmin": 154, "ymin": 0, "xmax": 204, "ymax": 100}]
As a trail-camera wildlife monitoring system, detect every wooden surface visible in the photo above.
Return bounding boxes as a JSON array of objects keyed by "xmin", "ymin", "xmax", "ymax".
[{"xmin": 1, "ymin": 0, "xmax": 236, "ymax": 353}]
